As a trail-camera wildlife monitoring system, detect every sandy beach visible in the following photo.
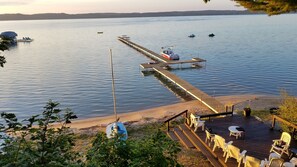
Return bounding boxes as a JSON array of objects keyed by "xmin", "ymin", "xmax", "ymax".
[{"xmin": 65, "ymin": 94, "xmax": 282, "ymax": 131}]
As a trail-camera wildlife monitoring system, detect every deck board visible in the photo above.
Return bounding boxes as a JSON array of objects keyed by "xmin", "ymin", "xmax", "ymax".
[{"xmin": 193, "ymin": 114, "xmax": 297, "ymax": 162}]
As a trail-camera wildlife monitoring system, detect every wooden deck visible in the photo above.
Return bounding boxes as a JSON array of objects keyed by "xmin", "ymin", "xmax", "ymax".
[{"xmin": 194, "ymin": 114, "xmax": 297, "ymax": 163}]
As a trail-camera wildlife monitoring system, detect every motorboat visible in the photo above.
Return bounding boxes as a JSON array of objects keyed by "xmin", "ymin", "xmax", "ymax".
[
  {"xmin": 188, "ymin": 34, "xmax": 195, "ymax": 38},
  {"xmin": 160, "ymin": 47, "xmax": 180, "ymax": 60},
  {"xmin": 208, "ymin": 33, "xmax": 215, "ymax": 37},
  {"xmin": 17, "ymin": 37, "xmax": 34, "ymax": 42}
]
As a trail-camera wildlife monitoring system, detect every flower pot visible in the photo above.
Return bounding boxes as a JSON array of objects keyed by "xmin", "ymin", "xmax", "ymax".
[{"xmin": 243, "ymin": 108, "xmax": 251, "ymax": 117}]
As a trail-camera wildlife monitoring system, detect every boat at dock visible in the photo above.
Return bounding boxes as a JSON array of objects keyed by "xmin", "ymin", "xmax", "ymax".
[
  {"xmin": 160, "ymin": 47, "xmax": 180, "ymax": 60},
  {"xmin": 17, "ymin": 37, "xmax": 34, "ymax": 42}
]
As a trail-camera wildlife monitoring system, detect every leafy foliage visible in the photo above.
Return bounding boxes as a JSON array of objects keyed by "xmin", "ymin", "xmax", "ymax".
[
  {"xmin": 277, "ymin": 91, "xmax": 297, "ymax": 133},
  {"xmin": 86, "ymin": 128, "xmax": 181, "ymax": 167},
  {"xmin": 203, "ymin": 0, "xmax": 297, "ymax": 15},
  {"xmin": 0, "ymin": 100, "xmax": 82, "ymax": 167},
  {"xmin": 234, "ymin": 0, "xmax": 297, "ymax": 15},
  {"xmin": 0, "ymin": 39, "xmax": 9, "ymax": 67}
]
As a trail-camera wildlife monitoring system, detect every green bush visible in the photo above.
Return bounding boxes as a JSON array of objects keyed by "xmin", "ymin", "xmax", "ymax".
[
  {"xmin": 86, "ymin": 129, "xmax": 181, "ymax": 167},
  {"xmin": 0, "ymin": 100, "xmax": 82, "ymax": 167},
  {"xmin": 277, "ymin": 91, "xmax": 297, "ymax": 136}
]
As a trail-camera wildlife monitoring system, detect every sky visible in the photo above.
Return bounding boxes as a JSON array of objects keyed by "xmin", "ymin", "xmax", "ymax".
[{"xmin": 0, "ymin": 0, "xmax": 245, "ymax": 14}]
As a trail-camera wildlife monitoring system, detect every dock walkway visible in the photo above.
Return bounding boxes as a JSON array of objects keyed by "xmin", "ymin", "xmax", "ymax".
[
  {"xmin": 154, "ymin": 66, "xmax": 225, "ymax": 113},
  {"xmin": 118, "ymin": 36, "xmax": 225, "ymax": 113}
]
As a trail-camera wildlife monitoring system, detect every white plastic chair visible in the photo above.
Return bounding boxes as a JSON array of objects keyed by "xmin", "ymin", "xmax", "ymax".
[
  {"xmin": 244, "ymin": 155, "xmax": 262, "ymax": 167},
  {"xmin": 225, "ymin": 144, "xmax": 247, "ymax": 167},
  {"xmin": 205, "ymin": 129, "xmax": 215, "ymax": 146},
  {"xmin": 190, "ymin": 113, "xmax": 205, "ymax": 132},
  {"xmin": 212, "ymin": 134, "xmax": 233, "ymax": 157},
  {"xmin": 270, "ymin": 132, "xmax": 291, "ymax": 156},
  {"xmin": 267, "ymin": 158, "xmax": 284, "ymax": 167}
]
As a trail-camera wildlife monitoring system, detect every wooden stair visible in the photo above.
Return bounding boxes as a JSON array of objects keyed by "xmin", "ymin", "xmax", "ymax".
[
  {"xmin": 167, "ymin": 123, "xmax": 225, "ymax": 167},
  {"xmin": 173, "ymin": 127, "xmax": 195, "ymax": 149}
]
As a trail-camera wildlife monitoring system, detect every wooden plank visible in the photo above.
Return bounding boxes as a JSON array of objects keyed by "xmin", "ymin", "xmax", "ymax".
[
  {"xmin": 167, "ymin": 131, "xmax": 179, "ymax": 141},
  {"xmin": 173, "ymin": 127, "xmax": 195, "ymax": 149},
  {"xmin": 196, "ymin": 115, "xmax": 297, "ymax": 161},
  {"xmin": 153, "ymin": 66, "xmax": 225, "ymax": 113}
]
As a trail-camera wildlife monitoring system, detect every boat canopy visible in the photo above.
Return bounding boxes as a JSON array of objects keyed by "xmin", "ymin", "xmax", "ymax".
[{"xmin": 0, "ymin": 31, "xmax": 18, "ymax": 39}]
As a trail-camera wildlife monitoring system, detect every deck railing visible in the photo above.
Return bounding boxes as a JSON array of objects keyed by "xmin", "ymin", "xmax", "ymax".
[
  {"xmin": 271, "ymin": 115, "xmax": 297, "ymax": 137},
  {"xmin": 164, "ymin": 110, "xmax": 188, "ymax": 132},
  {"xmin": 200, "ymin": 111, "xmax": 234, "ymax": 121}
]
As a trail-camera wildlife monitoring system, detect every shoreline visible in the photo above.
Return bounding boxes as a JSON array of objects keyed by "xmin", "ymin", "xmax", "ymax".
[{"xmin": 64, "ymin": 94, "xmax": 282, "ymax": 131}]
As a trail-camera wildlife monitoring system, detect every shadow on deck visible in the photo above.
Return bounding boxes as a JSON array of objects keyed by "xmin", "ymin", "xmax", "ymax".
[
  {"xmin": 167, "ymin": 111, "xmax": 297, "ymax": 167},
  {"xmin": 196, "ymin": 114, "xmax": 297, "ymax": 165}
]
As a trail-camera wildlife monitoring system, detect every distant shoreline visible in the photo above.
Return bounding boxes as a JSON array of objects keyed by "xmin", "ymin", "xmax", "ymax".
[{"xmin": 0, "ymin": 10, "xmax": 262, "ymax": 21}]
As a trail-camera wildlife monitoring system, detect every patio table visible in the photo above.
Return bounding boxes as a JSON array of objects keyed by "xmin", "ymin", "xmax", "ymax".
[{"xmin": 228, "ymin": 126, "xmax": 245, "ymax": 139}]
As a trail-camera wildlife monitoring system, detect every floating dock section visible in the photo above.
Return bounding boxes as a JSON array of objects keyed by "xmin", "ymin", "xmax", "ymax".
[{"xmin": 118, "ymin": 36, "xmax": 225, "ymax": 113}]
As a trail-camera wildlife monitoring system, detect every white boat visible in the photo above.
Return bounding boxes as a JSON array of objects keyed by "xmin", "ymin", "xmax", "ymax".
[
  {"xmin": 160, "ymin": 47, "xmax": 180, "ymax": 60},
  {"xmin": 17, "ymin": 37, "xmax": 34, "ymax": 42},
  {"xmin": 106, "ymin": 49, "xmax": 128, "ymax": 141}
]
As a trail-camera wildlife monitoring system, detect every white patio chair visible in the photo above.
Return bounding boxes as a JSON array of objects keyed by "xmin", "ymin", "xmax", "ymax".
[
  {"xmin": 244, "ymin": 155, "xmax": 262, "ymax": 167},
  {"xmin": 190, "ymin": 113, "xmax": 205, "ymax": 132},
  {"xmin": 267, "ymin": 158, "xmax": 284, "ymax": 167},
  {"xmin": 212, "ymin": 134, "xmax": 233, "ymax": 157},
  {"xmin": 205, "ymin": 129, "xmax": 215, "ymax": 147},
  {"xmin": 270, "ymin": 132, "xmax": 291, "ymax": 156},
  {"xmin": 225, "ymin": 144, "xmax": 247, "ymax": 167}
]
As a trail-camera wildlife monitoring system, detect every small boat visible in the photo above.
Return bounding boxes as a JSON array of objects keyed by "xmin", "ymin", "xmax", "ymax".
[
  {"xmin": 188, "ymin": 34, "xmax": 195, "ymax": 38},
  {"xmin": 97, "ymin": 32, "xmax": 103, "ymax": 34},
  {"xmin": 106, "ymin": 49, "xmax": 128, "ymax": 141},
  {"xmin": 17, "ymin": 37, "xmax": 34, "ymax": 42},
  {"xmin": 121, "ymin": 35, "xmax": 130, "ymax": 40},
  {"xmin": 208, "ymin": 33, "xmax": 215, "ymax": 37},
  {"xmin": 160, "ymin": 47, "xmax": 180, "ymax": 60},
  {"xmin": 106, "ymin": 122, "xmax": 128, "ymax": 140}
]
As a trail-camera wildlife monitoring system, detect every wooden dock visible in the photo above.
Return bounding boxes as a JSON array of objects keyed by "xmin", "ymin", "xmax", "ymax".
[
  {"xmin": 154, "ymin": 66, "xmax": 225, "ymax": 113},
  {"xmin": 118, "ymin": 36, "xmax": 225, "ymax": 113}
]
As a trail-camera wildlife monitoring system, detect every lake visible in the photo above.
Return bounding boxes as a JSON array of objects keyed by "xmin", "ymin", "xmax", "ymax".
[{"xmin": 1, "ymin": 14, "xmax": 297, "ymax": 120}]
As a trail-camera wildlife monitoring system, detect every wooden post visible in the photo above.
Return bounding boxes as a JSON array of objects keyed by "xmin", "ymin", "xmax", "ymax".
[
  {"xmin": 167, "ymin": 121, "xmax": 170, "ymax": 132},
  {"xmin": 271, "ymin": 116, "xmax": 276, "ymax": 129}
]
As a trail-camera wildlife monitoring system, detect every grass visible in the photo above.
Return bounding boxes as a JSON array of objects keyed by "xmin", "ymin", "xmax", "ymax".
[{"xmin": 237, "ymin": 109, "xmax": 273, "ymax": 124}]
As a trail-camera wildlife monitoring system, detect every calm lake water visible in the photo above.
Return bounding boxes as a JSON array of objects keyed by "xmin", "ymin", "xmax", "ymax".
[{"xmin": 1, "ymin": 14, "xmax": 297, "ymax": 120}]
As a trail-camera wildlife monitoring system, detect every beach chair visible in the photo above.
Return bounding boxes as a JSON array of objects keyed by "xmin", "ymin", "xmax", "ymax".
[
  {"xmin": 212, "ymin": 134, "xmax": 233, "ymax": 157},
  {"xmin": 190, "ymin": 113, "xmax": 205, "ymax": 132},
  {"xmin": 225, "ymin": 144, "xmax": 247, "ymax": 167},
  {"xmin": 270, "ymin": 132, "xmax": 291, "ymax": 156},
  {"xmin": 205, "ymin": 129, "xmax": 215, "ymax": 147},
  {"xmin": 244, "ymin": 155, "xmax": 262, "ymax": 167}
]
